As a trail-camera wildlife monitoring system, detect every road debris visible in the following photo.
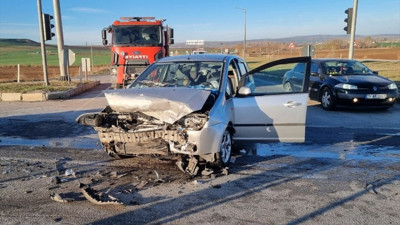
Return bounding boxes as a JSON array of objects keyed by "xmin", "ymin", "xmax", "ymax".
[
  {"xmin": 153, "ymin": 170, "xmax": 165, "ymax": 183},
  {"xmin": 366, "ymin": 182, "xmax": 379, "ymax": 194},
  {"xmin": 80, "ymin": 186, "xmax": 123, "ymax": 205},
  {"xmin": 176, "ymin": 160, "xmax": 185, "ymax": 173},
  {"xmin": 201, "ymin": 168, "xmax": 214, "ymax": 176},
  {"xmin": 64, "ymin": 169, "xmax": 75, "ymax": 177},
  {"xmin": 110, "ymin": 171, "xmax": 128, "ymax": 178},
  {"xmin": 211, "ymin": 184, "xmax": 221, "ymax": 189},
  {"xmin": 221, "ymin": 167, "xmax": 229, "ymax": 176},
  {"xmin": 192, "ymin": 180, "xmax": 203, "ymax": 185},
  {"xmin": 50, "ymin": 176, "xmax": 61, "ymax": 184},
  {"xmin": 110, "ymin": 171, "xmax": 119, "ymax": 177},
  {"xmin": 136, "ymin": 180, "xmax": 148, "ymax": 190},
  {"xmin": 185, "ymin": 157, "xmax": 199, "ymax": 176},
  {"xmin": 50, "ymin": 193, "xmax": 74, "ymax": 203}
]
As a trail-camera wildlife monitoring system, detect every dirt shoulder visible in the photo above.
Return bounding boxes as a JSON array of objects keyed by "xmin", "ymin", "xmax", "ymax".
[{"xmin": 0, "ymin": 145, "xmax": 399, "ymax": 225}]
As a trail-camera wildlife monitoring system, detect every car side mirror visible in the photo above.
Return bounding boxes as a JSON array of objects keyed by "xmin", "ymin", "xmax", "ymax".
[
  {"xmin": 238, "ymin": 86, "xmax": 251, "ymax": 96},
  {"xmin": 373, "ymin": 71, "xmax": 378, "ymax": 75}
]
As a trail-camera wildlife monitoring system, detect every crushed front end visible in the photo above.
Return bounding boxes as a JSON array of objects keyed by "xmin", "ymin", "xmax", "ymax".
[
  {"xmin": 76, "ymin": 87, "xmax": 220, "ymax": 175},
  {"xmin": 77, "ymin": 107, "xmax": 209, "ymax": 157}
]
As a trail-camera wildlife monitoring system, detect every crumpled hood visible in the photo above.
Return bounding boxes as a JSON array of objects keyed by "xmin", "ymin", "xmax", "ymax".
[{"xmin": 103, "ymin": 87, "xmax": 211, "ymax": 124}]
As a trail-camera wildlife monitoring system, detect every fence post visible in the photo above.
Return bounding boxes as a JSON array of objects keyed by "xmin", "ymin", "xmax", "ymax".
[
  {"xmin": 17, "ymin": 64, "xmax": 20, "ymax": 83},
  {"xmin": 79, "ymin": 64, "xmax": 82, "ymax": 83}
]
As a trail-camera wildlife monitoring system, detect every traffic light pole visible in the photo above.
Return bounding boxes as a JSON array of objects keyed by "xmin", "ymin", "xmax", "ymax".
[
  {"xmin": 348, "ymin": 0, "xmax": 358, "ymax": 59},
  {"xmin": 36, "ymin": 0, "xmax": 50, "ymax": 86},
  {"xmin": 53, "ymin": 0, "xmax": 68, "ymax": 81}
]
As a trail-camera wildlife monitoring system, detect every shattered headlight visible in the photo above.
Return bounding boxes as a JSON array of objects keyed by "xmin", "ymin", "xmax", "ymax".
[{"xmin": 181, "ymin": 114, "xmax": 208, "ymax": 131}]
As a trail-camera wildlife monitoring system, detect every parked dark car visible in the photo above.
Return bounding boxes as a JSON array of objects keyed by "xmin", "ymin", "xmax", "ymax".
[{"xmin": 284, "ymin": 58, "xmax": 398, "ymax": 110}]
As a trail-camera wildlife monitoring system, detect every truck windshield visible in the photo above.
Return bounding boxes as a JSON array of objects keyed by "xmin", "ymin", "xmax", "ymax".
[{"xmin": 112, "ymin": 25, "xmax": 162, "ymax": 46}]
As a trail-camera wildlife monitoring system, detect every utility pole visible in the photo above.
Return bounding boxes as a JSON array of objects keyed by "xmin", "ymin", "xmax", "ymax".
[
  {"xmin": 36, "ymin": 0, "xmax": 49, "ymax": 86},
  {"xmin": 236, "ymin": 7, "xmax": 247, "ymax": 58},
  {"xmin": 53, "ymin": 0, "xmax": 68, "ymax": 80},
  {"xmin": 348, "ymin": 0, "xmax": 358, "ymax": 59}
]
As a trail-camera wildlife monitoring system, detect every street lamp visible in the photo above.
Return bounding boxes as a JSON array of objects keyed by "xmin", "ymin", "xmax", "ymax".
[{"xmin": 236, "ymin": 7, "xmax": 246, "ymax": 58}]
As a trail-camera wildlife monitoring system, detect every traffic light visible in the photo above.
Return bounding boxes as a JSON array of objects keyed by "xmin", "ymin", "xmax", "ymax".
[
  {"xmin": 42, "ymin": 13, "xmax": 55, "ymax": 41},
  {"xmin": 344, "ymin": 8, "xmax": 353, "ymax": 34}
]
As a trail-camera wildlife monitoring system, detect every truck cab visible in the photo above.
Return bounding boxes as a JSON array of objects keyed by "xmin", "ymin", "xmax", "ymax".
[{"xmin": 102, "ymin": 17, "xmax": 174, "ymax": 88}]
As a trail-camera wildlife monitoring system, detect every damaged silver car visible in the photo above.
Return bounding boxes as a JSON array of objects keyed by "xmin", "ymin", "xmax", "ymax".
[{"xmin": 77, "ymin": 54, "xmax": 311, "ymax": 175}]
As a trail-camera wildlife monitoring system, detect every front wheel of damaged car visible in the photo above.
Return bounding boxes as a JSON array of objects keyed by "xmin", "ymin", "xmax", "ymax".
[{"xmin": 216, "ymin": 129, "xmax": 232, "ymax": 166}]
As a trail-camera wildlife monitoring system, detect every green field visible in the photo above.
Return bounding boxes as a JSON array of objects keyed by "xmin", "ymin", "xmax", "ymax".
[
  {"xmin": 378, "ymin": 42, "xmax": 400, "ymax": 48},
  {"xmin": 0, "ymin": 39, "xmax": 109, "ymax": 66}
]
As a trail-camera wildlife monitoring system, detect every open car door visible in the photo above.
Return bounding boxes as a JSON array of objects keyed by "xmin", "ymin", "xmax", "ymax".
[{"xmin": 232, "ymin": 57, "xmax": 311, "ymax": 142}]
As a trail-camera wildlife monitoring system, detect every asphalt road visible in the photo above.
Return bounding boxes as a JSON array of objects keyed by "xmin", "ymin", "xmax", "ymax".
[{"xmin": 0, "ymin": 77, "xmax": 399, "ymax": 224}]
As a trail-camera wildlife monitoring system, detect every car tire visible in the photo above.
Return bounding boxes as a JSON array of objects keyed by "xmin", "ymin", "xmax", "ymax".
[
  {"xmin": 320, "ymin": 87, "xmax": 335, "ymax": 110},
  {"xmin": 283, "ymin": 82, "xmax": 293, "ymax": 92},
  {"xmin": 215, "ymin": 129, "xmax": 232, "ymax": 167}
]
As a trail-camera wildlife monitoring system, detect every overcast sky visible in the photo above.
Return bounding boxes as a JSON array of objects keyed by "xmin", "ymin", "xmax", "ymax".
[{"xmin": 0, "ymin": 0, "xmax": 399, "ymax": 45}]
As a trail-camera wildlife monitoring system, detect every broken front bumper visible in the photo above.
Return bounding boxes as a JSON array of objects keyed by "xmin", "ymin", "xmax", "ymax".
[{"xmin": 96, "ymin": 121, "xmax": 225, "ymax": 159}]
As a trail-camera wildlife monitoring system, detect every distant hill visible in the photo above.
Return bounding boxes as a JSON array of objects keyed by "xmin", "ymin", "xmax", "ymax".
[
  {"xmin": 0, "ymin": 38, "xmax": 107, "ymax": 50},
  {"xmin": 2, "ymin": 34, "xmax": 399, "ymax": 49},
  {"xmin": 0, "ymin": 38, "xmax": 40, "ymax": 47},
  {"xmin": 173, "ymin": 34, "xmax": 400, "ymax": 48}
]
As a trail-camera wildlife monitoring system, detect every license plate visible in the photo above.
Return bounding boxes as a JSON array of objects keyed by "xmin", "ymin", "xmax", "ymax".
[{"xmin": 365, "ymin": 94, "xmax": 387, "ymax": 99}]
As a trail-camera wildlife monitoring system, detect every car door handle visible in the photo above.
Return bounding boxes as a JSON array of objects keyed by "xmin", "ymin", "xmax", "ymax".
[{"xmin": 284, "ymin": 101, "xmax": 302, "ymax": 108}]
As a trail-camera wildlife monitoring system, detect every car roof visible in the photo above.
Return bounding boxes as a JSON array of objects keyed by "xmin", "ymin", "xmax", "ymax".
[{"xmin": 157, "ymin": 54, "xmax": 242, "ymax": 63}]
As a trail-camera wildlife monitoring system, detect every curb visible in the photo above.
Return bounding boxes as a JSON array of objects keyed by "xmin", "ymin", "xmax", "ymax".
[{"xmin": 0, "ymin": 81, "xmax": 100, "ymax": 102}]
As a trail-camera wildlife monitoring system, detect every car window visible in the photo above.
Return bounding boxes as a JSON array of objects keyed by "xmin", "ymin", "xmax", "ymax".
[
  {"xmin": 321, "ymin": 60, "xmax": 373, "ymax": 75},
  {"xmin": 294, "ymin": 63, "xmax": 305, "ymax": 73},
  {"xmin": 131, "ymin": 62, "xmax": 223, "ymax": 91},
  {"xmin": 246, "ymin": 63, "xmax": 307, "ymax": 94},
  {"xmin": 311, "ymin": 62, "xmax": 319, "ymax": 73},
  {"xmin": 237, "ymin": 61, "xmax": 248, "ymax": 77}
]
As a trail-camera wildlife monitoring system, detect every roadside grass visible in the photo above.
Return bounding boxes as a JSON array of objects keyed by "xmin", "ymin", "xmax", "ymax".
[
  {"xmin": 0, "ymin": 45, "xmax": 109, "ymax": 66},
  {"xmin": 0, "ymin": 81, "xmax": 85, "ymax": 93}
]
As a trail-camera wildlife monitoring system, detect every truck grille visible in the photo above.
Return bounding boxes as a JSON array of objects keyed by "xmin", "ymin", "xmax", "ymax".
[{"xmin": 125, "ymin": 60, "xmax": 149, "ymax": 75}]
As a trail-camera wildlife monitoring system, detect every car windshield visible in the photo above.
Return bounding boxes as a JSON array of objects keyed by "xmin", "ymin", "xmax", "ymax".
[
  {"xmin": 112, "ymin": 25, "xmax": 162, "ymax": 46},
  {"xmin": 322, "ymin": 60, "xmax": 373, "ymax": 76},
  {"xmin": 130, "ymin": 61, "xmax": 223, "ymax": 91}
]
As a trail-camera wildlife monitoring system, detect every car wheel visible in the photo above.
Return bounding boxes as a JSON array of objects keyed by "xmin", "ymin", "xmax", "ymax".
[
  {"xmin": 320, "ymin": 87, "xmax": 335, "ymax": 110},
  {"xmin": 216, "ymin": 129, "xmax": 232, "ymax": 166},
  {"xmin": 283, "ymin": 82, "xmax": 293, "ymax": 92},
  {"xmin": 104, "ymin": 143, "xmax": 126, "ymax": 159}
]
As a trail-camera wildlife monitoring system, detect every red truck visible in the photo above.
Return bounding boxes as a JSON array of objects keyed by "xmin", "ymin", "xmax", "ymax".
[{"xmin": 102, "ymin": 17, "xmax": 174, "ymax": 88}]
